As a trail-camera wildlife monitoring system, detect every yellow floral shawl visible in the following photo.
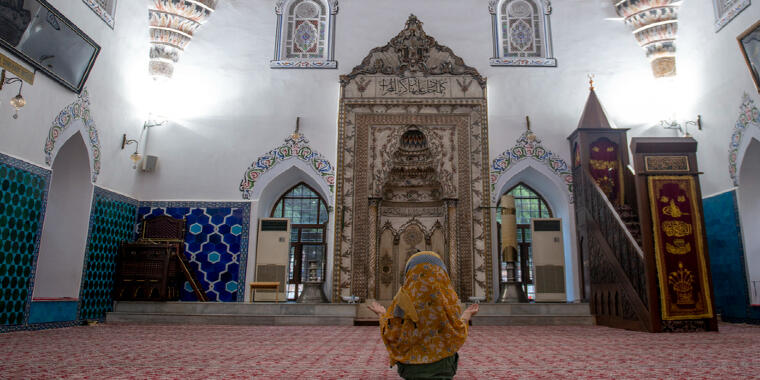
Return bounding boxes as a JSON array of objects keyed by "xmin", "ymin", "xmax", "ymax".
[{"xmin": 380, "ymin": 251, "xmax": 468, "ymax": 366}]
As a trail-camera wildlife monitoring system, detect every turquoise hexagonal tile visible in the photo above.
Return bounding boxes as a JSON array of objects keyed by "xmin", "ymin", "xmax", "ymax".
[
  {"xmin": 208, "ymin": 251, "xmax": 221, "ymax": 264},
  {"xmin": 230, "ymin": 224, "xmax": 242, "ymax": 236},
  {"xmin": 189, "ymin": 223, "xmax": 203, "ymax": 235},
  {"xmin": 225, "ymin": 281, "xmax": 238, "ymax": 293}
]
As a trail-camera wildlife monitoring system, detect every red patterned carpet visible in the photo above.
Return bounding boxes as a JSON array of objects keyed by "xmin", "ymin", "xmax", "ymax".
[{"xmin": 1, "ymin": 323, "xmax": 759, "ymax": 379}]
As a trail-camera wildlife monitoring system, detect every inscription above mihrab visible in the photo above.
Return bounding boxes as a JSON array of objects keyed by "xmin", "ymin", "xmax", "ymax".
[{"xmin": 376, "ymin": 77, "xmax": 450, "ymax": 97}]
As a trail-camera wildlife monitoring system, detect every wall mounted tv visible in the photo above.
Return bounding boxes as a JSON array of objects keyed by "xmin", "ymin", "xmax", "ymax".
[{"xmin": 0, "ymin": 0, "xmax": 101, "ymax": 93}]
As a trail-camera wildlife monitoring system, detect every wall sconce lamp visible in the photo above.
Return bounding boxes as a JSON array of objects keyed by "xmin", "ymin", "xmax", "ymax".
[
  {"xmin": 143, "ymin": 118, "xmax": 167, "ymax": 130},
  {"xmin": 0, "ymin": 70, "xmax": 26, "ymax": 119},
  {"xmin": 659, "ymin": 115, "xmax": 702, "ymax": 137},
  {"xmin": 121, "ymin": 134, "xmax": 142, "ymax": 169}
]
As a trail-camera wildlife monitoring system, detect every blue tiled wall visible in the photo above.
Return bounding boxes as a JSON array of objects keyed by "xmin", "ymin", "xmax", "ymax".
[
  {"xmin": 0, "ymin": 153, "xmax": 50, "ymax": 330},
  {"xmin": 29, "ymin": 300, "xmax": 78, "ymax": 324},
  {"xmin": 78, "ymin": 187, "xmax": 138, "ymax": 321},
  {"xmin": 704, "ymin": 190, "xmax": 760, "ymax": 324},
  {"xmin": 137, "ymin": 202, "xmax": 250, "ymax": 302}
]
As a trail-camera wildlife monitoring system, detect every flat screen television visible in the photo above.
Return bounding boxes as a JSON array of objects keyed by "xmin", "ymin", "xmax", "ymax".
[{"xmin": 0, "ymin": 0, "xmax": 101, "ymax": 93}]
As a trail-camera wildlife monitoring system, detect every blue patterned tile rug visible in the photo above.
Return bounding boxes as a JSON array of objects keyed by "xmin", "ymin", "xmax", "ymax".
[
  {"xmin": 137, "ymin": 202, "xmax": 251, "ymax": 302},
  {"xmin": 0, "ymin": 153, "xmax": 51, "ymax": 332},
  {"xmin": 78, "ymin": 187, "xmax": 138, "ymax": 321}
]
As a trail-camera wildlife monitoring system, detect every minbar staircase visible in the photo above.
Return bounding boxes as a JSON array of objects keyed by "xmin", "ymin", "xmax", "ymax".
[{"xmin": 568, "ymin": 86, "xmax": 717, "ymax": 333}]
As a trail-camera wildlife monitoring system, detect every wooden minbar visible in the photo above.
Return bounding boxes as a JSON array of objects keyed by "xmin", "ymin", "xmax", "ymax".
[{"xmin": 631, "ymin": 137, "xmax": 718, "ymax": 332}]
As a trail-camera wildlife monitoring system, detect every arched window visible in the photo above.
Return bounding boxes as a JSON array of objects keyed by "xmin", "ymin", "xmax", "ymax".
[
  {"xmin": 713, "ymin": 0, "xmax": 750, "ymax": 32},
  {"xmin": 496, "ymin": 183, "xmax": 552, "ymax": 300},
  {"xmin": 489, "ymin": 0, "xmax": 556, "ymax": 67},
  {"xmin": 271, "ymin": 0, "xmax": 338, "ymax": 69},
  {"xmin": 271, "ymin": 183, "xmax": 329, "ymax": 300}
]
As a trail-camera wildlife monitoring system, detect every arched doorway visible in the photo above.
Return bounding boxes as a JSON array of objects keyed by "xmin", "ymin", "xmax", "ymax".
[
  {"xmin": 270, "ymin": 182, "xmax": 329, "ymax": 300},
  {"xmin": 34, "ymin": 132, "xmax": 93, "ymax": 299},
  {"xmin": 739, "ymin": 138, "xmax": 760, "ymax": 305},
  {"xmin": 497, "ymin": 183, "xmax": 553, "ymax": 300}
]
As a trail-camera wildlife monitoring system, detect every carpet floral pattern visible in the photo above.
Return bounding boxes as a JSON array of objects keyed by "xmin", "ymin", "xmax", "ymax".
[{"xmin": 1, "ymin": 324, "xmax": 759, "ymax": 379}]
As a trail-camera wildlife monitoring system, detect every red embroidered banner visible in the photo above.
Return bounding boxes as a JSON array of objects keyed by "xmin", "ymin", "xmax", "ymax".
[
  {"xmin": 648, "ymin": 176, "xmax": 713, "ymax": 320},
  {"xmin": 589, "ymin": 138, "xmax": 621, "ymax": 204}
]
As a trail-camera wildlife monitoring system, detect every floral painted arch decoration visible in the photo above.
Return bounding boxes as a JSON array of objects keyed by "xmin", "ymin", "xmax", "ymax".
[
  {"xmin": 43, "ymin": 88, "xmax": 102, "ymax": 182},
  {"xmin": 490, "ymin": 129, "xmax": 573, "ymax": 202},
  {"xmin": 239, "ymin": 133, "xmax": 335, "ymax": 200},
  {"xmin": 729, "ymin": 93, "xmax": 760, "ymax": 186}
]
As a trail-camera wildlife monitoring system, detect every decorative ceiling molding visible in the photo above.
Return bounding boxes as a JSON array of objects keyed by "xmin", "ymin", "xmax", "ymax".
[
  {"xmin": 614, "ymin": 0, "xmax": 680, "ymax": 78},
  {"xmin": 148, "ymin": 0, "xmax": 219, "ymax": 79},
  {"xmin": 275, "ymin": 0, "xmax": 338, "ymax": 15},
  {"xmin": 340, "ymin": 14, "xmax": 486, "ymax": 87}
]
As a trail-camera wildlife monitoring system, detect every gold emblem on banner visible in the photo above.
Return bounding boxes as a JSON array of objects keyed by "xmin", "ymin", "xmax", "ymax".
[
  {"xmin": 669, "ymin": 262, "xmax": 695, "ymax": 305},
  {"xmin": 589, "ymin": 159, "xmax": 617, "ymax": 170},
  {"xmin": 661, "ymin": 199, "xmax": 688, "ymax": 218},
  {"xmin": 662, "ymin": 220, "xmax": 692, "ymax": 237},
  {"xmin": 666, "ymin": 239, "xmax": 691, "ymax": 255}
]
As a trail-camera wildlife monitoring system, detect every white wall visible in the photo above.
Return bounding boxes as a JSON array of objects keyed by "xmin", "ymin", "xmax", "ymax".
[
  {"xmin": 33, "ymin": 131, "xmax": 93, "ymax": 298},
  {"xmin": 739, "ymin": 138, "xmax": 760, "ymax": 305},
  {"xmin": 0, "ymin": 0, "xmax": 755, "ymax": 200}
]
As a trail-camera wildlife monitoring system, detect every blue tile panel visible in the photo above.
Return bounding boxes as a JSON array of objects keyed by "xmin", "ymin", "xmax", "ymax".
[
  {"xmin": 137, "ymin": 202, "xmax": 250, "ymax": 302},
  {"xmin": 0, "ymin": 153, "xmax": 50, "ymax": 327},
  {"xmin": 704, "ymin": 190, "xmax": 760, "ymax": 324},
  {"xmin": 78, "ymin": 187, "xmax": 138, "ymax": 320},
  {"xmin": 29, "ymin": 300, "xmax": 78, "ymax": 324}
]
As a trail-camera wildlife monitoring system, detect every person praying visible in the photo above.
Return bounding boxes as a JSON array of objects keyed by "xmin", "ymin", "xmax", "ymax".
[{"xmin": 367, "ymin": 251, "xmax": 479, "ymax": 380}]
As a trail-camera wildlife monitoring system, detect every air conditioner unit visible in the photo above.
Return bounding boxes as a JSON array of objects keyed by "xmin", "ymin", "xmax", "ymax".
[
  {"xmin": 532, "ymin": 218, "xmax": 566, "ymax": 302},
  {"xmin": 254, "ymin": 218, "xmax": 290, "ymax": 302}
]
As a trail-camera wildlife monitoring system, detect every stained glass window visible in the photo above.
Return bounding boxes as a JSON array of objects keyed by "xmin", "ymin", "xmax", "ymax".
[
  {"xmin": 490, "ymin": 0, "xmax": 555, "ymax": 66},
  {"xmin": 501, "ymin": 0, "xmax": 542, "ymax": 58},
  {"xmin": 713, "ymin": 0, "xmax": 750, "ymax": 31},
  {"xmin": 271, "ymin": 182, "xmax": 328, "ymax": 300},
  {"xmin": 272, "ymin": 0, "xmax": 337, "ymax": 68}
]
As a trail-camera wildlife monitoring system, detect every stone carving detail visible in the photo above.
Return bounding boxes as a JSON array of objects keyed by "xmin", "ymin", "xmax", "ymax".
[
  {"xmin": 340, "ymin": 15, "xmax": 486, "ymax": 87},
  {"xmin": 334, "ymin": 16, "xmax": 492, "ymax": 302}
]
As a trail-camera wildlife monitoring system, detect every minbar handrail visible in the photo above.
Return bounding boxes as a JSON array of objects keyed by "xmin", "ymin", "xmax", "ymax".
[{"xmin": 581, "ymin": 167, "xmax": 645, "ymax": 259}]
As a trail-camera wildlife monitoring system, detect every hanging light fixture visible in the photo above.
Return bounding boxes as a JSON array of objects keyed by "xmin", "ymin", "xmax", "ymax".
[{"xmin": 1, "ymin": 70, "xmax": 26, "ymax": 119}]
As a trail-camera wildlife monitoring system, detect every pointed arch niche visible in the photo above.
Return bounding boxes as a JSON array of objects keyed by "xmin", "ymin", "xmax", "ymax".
[
  {"xmin": 271, "ymin": 0, "xmax": 338, "ymax": 69},
  {"xmin": 43, "ymin": 89, "xmax": 102, "ymax": 183},
  {"xmin": 490, "ymin": 130, "xmax": 579, "ymax": 301},
  {"xmin": 489, "ymin": 0, "xmax": 556, "ymax": 67},
  {"xmin": 240, "ymin": 134, "xmax": 335, "ymax": 301},
  {"xmin": 34, "ymin": 132, "xmax": 94, "ymax": 300}
]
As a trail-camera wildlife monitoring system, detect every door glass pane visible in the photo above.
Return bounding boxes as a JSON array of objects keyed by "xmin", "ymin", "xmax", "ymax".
[
  {"xmin": 302, "ymin": 245, "xmax": 325, "ymax": 282},
  {"xmin": 290, "ymin": 228, "xmax": 299, "ymax": 243},
  {"xmin": 319, "ymin": 203, "xmax": 328, "ymax": 224},
  {"xmin": 301, "ymin": 228, "xmax": 323, "ymax": 242},
  {"xmin": 288, "ymin": 245, "xmax": 296, "ymax": 280}
]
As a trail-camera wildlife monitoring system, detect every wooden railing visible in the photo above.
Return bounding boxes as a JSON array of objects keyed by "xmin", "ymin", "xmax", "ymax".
[{"xmin": 576, "ymin": 167, "xmax": 652, "ymax": 331}]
